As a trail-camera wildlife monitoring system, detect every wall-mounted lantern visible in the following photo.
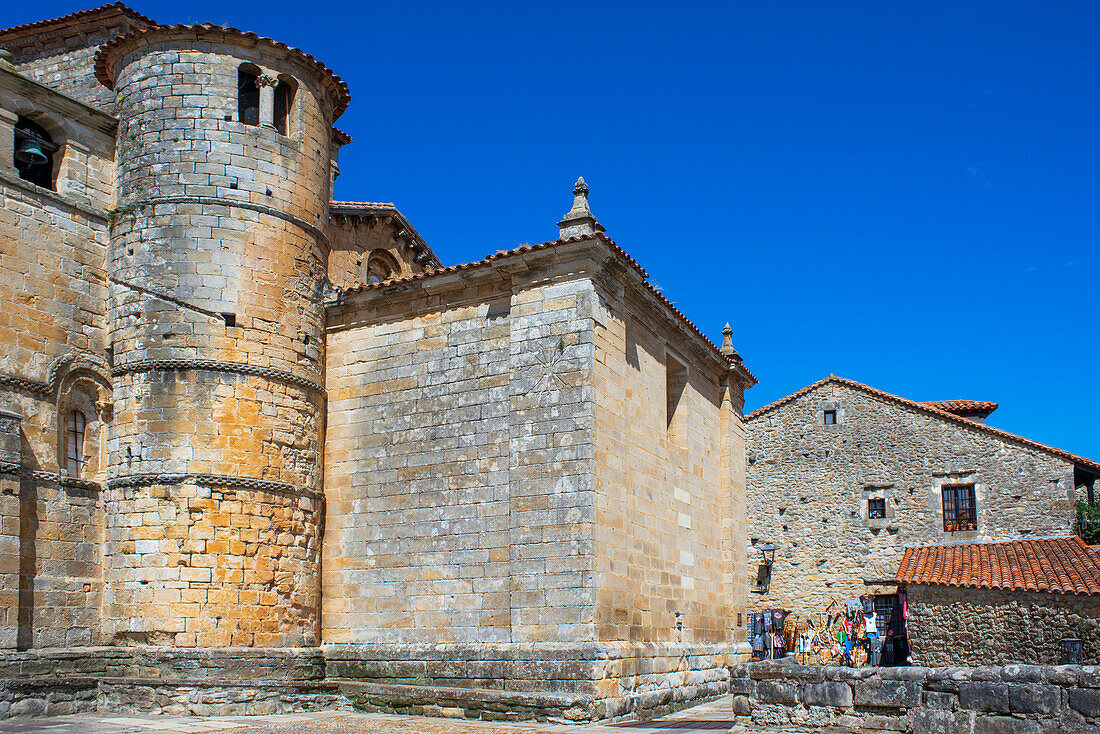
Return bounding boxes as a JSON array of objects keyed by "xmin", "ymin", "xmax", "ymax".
[{"xmin": 761, "ymin": 542, "xmax": 776, "ymax": 567}]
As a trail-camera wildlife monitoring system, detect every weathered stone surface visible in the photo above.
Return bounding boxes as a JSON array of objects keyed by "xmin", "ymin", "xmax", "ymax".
[
  {"xmin": 1069, "ymin": 688, "xmax": 1100, "ymax": 718},
  {"xmin": 745, "ymin": 378, "xmax": 1079, "ymax": 631},
  {"xmin": 802, "ymin": 681, "xmax": 852, "ymax": 708},
  {"xmin": 732, "ymin": 695, "xmax": 751, "ymax": 715},
  {"xmin": 959, "ymin": 683, "xmax": 1012, "ymax": 713},
  {"xmin": 755, "ymin": 680, "xmax": 799, "ymax": 704},
  {"xmin": 1007, "ymin": 683, "xmax": 1061, "ymax": 714},
  {"xmin": 910, "ymin": 707, "xmax": 973, "ymax": 734},
  {"xmin": 971, "ymin": 716, "xmax": 1041, "ymax": 734},
  {"xmin": 851, "ymin": 679, "xmax": 921, "ymax": 709}
]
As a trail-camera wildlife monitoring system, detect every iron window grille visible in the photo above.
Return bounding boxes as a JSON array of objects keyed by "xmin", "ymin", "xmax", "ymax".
[
  {"xmin": 942, "ymin": 484, "xmax": 977, "ymax": 531},
  {"xmin": 65, "ymin": 409, "xmax": 85, "ymax": 478}
]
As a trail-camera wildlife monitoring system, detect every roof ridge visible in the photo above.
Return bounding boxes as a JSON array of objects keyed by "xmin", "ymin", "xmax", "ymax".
[
  {"xmin": 0, "ymin": 3, "xmax": 157, "ymax": 39},
  {"xmin": 746, "ymin": 374, "xmax": 1100, "ymax": 472},
  {"xmin": 333, "ymin": 234, "xmax": 757, "ymax": 384}
]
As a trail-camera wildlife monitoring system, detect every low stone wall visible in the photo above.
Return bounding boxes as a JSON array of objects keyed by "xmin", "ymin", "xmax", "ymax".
[
  {"xmin": 327, "ymin": 642, "xmax": 732, "ymax": 722},
  {"xmin": 906, "ymin": 584, "xmax": 1100, "ymax": 666},
  {"xmin": 0, "ymin": 647, "xmax": 334, "ymax": 719},
  {"xmin": 0, "ymin": 643, "xmax": 731, "ymax": 721},
  {"xmin": 731, "ymin": 660, "xmax": 1100, "ymax": 733}
]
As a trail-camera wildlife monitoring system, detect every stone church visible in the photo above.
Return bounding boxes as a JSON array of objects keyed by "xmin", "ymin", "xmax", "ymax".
[{"xmin": 0, "ymin": 3, "xmax": 757, "ymax": 720}]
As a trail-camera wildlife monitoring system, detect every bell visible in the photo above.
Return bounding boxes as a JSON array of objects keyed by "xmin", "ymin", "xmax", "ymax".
[{"xmin": 15, "ymin": 138, "xmax": 48, "ymax": 166}]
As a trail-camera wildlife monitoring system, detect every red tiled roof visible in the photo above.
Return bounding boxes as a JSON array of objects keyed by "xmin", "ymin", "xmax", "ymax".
[
  {"xmin": 94, "ymin": 23, "xmax": 351, "ymax": 119},
  {"xmin": 923, "ymin": 399, "xmax": 998, "ymax": 418},
  {"xmin": 336, "ymin": 233, "xmax": 757, "ymax": 384},
  {"xmin": 745, "ymin": 375, "xmax": 1100, "ymax": 472},
  {"xmin": 0, "ymin": 3, "xmax": 156, "ymax": 39},
  {"xmin": 897, "ymin": 536, "xmax": 1100, "ymax": 596}
]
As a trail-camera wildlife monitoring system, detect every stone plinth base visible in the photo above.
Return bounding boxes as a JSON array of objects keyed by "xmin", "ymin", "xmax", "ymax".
[
  {"xmin": 0, "ymin": 642, "xmax": 744, "ymax": 721},
  {"xmin": 326, "ymin": 641, "xmax": 737, "ymax": 722}
]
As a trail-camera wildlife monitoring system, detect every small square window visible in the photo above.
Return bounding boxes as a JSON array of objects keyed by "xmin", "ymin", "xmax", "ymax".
[
  {"xmin": 823, "ymin": 410, "xmax": 837, "ymax": 425},
  {"xmin": 868, "ymin": 498, "xmax": 886, "ymax": 519},
  {"xmin": 942, "ymin": 484, "xmax": 977, "ymax": 531}
]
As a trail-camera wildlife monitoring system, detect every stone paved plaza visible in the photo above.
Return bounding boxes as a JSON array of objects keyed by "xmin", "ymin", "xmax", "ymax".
[{"xmin": 0, "ymin": 696, "xmax": 764, "ymax": 734}]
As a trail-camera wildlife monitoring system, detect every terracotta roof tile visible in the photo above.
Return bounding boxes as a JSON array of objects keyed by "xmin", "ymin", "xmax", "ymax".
[
  {"xmin": 897, "ymin": 536, "xmax": 1100, "ymax": 596},
  {"xmin": 0, "ymin": 3, "xmax": 156, "ymax": 39},
  {"xmin": 923, "ymin": 399, "xmax": 998, "ymax": 418},
  {"xmin": 745, "ymin": 375, "xmax": 1100, "ymax": 472},
  {"xmin": 336, "ymin": 234, "xmax": 756, "ymax": 383},
  {"xmin": 94, "ymin": 23, "xmax": 351, "ymax": 119}
]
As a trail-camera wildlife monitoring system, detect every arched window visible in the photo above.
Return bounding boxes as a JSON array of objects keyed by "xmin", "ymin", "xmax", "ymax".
[
  {"xmin": 14, "ymin": 117, "xmax": 57, "ymax": 190},
  {"xmin": 65, "ymin": 409, "xmax": 86, "ymax": 478},
  {"xmin": 238, "ymin": 65, "xmax": 261, "ymax": 126},
  {"xmin": 274, "ymin": 76, "xmax": 296, "ymax": 136},
  {"xmin": 366, "ymin": 251, "xmax": 397, "ymax": 284}
]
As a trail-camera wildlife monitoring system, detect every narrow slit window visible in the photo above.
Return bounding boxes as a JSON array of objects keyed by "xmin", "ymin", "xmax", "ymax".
[
  {"xmin": 66, "ymin": 409, "xmax": 86, "ymax": 478},
  {"xmin": 238, "ymin": 66, "xmax": 260, "ymax": 126},
  {"xmin": 274, "ymin": 77, "xmax": 296, "ymax": 136},
  {"xmin": 222, "ymin": 313, "xmax": 236, "ymax": 327},
  {"xmin": 942, "ymin": 484, "xmax": 977, "ymax": 531},
  {"xmin": 823, "ymin": 409, "xmax": 837, "ymax": 425},
  {"xmin": 868, "ymin": 498, "xmax": 886, "ymax": 519},
  {"xmin": 665, "ymin": 353, "xmax": 687, "ymax": 436}
]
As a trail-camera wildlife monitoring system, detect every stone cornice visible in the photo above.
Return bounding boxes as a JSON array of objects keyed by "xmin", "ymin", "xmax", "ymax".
[{"xmin": 0, "ymin": 65, "xmax": 117, "ymax": 135}]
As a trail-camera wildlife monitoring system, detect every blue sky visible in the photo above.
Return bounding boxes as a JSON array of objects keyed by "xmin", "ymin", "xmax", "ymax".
[{"xmin": 14, "ymin": 1, "xmax": 1099, "ymax": 457}]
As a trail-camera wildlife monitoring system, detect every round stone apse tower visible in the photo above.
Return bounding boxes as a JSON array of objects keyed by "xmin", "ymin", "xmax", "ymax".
[{"xmin": 95, "ymin": 25, "xmax": 349, "ymax": 649}]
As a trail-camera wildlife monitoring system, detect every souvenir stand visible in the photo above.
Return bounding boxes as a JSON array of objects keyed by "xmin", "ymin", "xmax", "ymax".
[{"xmin": 749, "ymin": 591, "xmax": 909, "ymax": 666}]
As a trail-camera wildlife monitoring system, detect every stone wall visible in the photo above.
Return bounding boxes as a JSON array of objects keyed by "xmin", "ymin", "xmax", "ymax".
[
  {"xmin": 95, "ymin": 27, "xmax": 342, "ymax": 648},
  {"xmin": 0, "ymin": 66, "xmax": 115, "ymax": 651},
  {"xmin": 731, "ymin": 659, "xmax": 1100, "ymax": 733},
  {"xmin": 323, "ymin": 236, "xmax": 748, "ymax": 721},
  {"xmin": 327, "ymin": 209, "xmax": 434, "ymax": 288},
  {"xmin": 591, "ymin": 276, "xmax": 744, "ymax": 647},
  {"xmin": 746, "ymin": 380, "xmax": 1077, "ymax": 613},
  {"xmin": 323, "ymin": 248, "xmax": 597, "ymax": 645},
  {"xmin": 4, "ymin": 7, "xmax": 152, "ymax": 111},
  {"xmin": 906, "ymin": 584, "xmax": 1100, "ymax": 667}
]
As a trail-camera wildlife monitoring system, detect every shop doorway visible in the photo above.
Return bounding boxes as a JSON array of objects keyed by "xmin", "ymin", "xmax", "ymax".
[{"xmin": 874, "ymin": 593, "xmax": 908, "ymax": 666}]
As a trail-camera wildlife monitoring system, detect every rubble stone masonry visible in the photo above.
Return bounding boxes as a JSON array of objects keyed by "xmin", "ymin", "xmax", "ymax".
[
  {"xmin": 905, "ymin": 584, "xmax": 1100, "ymax": 666},
  {"xmin": 746, "ymin": 380, "xmax": 1077, "ymax": 613}
]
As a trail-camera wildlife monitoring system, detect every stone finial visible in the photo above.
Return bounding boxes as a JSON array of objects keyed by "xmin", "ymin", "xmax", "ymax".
[
  {"xmin": 558, "ymin": 177, "xmax": 605, "ymax": 240},
  {"xmin": 721, "ymin": 323, "xmax": 742, "ymax": 363}
]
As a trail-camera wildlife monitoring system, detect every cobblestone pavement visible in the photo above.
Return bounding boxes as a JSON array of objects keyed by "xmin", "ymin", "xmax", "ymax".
[{"xmin": 0, "ymin": 696, "xmax": 766, "ymax": 734}]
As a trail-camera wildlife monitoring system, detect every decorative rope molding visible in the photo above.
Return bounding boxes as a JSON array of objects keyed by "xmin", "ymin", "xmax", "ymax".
[
  {"xmin": 0, "ymin": 372, "xmax": 51, "ymax": 395},
  {"xmin": 118, "ymin": 196, "xmax": 329, "ymax": 246},
  {"xmin": 113, "ymin": 359, "xmax": 324, "ymax": 394},
  {"xmin": 0, "ymin": 461, "xmax": 102, "ymax": 491},
  {"xmin": 107, "ymin": 472, "xmax": 322, "ymax": 501},
  {"xmin": 0, "ymin": 353, "xmax": 78, "ymax": 395}
]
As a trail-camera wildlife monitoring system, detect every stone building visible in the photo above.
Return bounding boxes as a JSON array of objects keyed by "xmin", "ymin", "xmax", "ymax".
[
  {"xmin": 898, "ymin": 536, "xmax": 1100, "ymax": 666},
  {"xmin": 744, "ymin": 375, "xmax": 1100, "ymax": 623},
  {"xmin": 0, "ymin": 3, "xmax": 755, "ymax": 720}
]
